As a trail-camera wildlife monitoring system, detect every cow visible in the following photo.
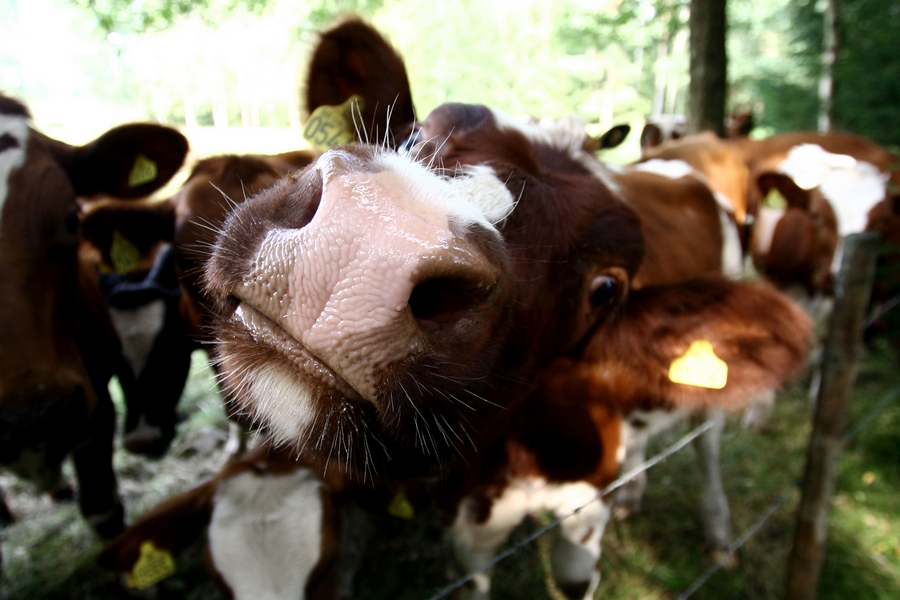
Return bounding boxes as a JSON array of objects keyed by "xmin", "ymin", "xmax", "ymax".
[
  {"xmin": 98, "ymin": 440, "xmax": 341, "ymax": 600},
  {"xmin": 0, "ymin": 94, "xmax": 188, "ymax": 540},
  {"xmin": 639, "ymin": 126, "xmax": 900, "ymax": 299},
  {"xmin": 80, "ymin": 150, "xmax": 318, "ymax": 457},
  {"xmin": 198, "ymin": 18, "xmax": 811, "ymax": 599}
]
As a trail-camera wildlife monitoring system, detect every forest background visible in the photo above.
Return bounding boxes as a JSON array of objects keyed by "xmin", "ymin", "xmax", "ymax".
[{"xmin": 1, "ymin": 0, "xmax": 897, "ymax": 160}]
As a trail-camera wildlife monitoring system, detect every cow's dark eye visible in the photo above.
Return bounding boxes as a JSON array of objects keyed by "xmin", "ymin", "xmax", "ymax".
[{"xmin": 590, "ymin": 275, "xmax": 618, "ymax": 307}]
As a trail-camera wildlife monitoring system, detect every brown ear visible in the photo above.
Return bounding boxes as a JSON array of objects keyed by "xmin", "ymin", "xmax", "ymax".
[
  {"xmin": 757, "ymin": 172, "xmax": 812, "ymax": 211},
  {"xmin": 305, "ymin": 17, "xmax": 415, "ymax": 146},
  {"xmin": 68, "ymin": 124, "xmax": 188, "ymax": 199},
  {"xmin": 97, "ymin": 478, "xmax": 218, "ymax": 573},
  {"xmin": 81, "ymin": 199, "xmax": 176, "ymax": 273},
  {"xmin": 639, "ymin": 123, "xmax": 663, "ymax": 149},
  {"xmin": 578, "ymin": 276, "xmax": 812, "ymax": 413}
]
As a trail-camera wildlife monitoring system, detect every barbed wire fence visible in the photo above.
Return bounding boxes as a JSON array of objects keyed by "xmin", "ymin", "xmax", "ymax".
[{"xmin": 425, "ymin": 233, "xmax": 895, "ymax": 600}]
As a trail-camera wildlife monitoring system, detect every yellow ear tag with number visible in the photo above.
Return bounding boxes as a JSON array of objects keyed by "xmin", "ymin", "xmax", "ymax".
[
  {"xmin": 763, "ymin": 187, "xmax": 788, "ymax": 210},
  {"xmin": 126, "ymin": 540, "xmax": 176, "ymax": 590},
  {"xmin": 110, "ymin": 230, "xmax": 141, "ymax": 274},
  {"xmin": 303, "ymin": 95, "xmax": 364, "ymax": 150},
  {"xmin": 668, "ymin": 340, "xmax": 728, "ymax": 390},
  {"xmin": 387, "ymin": 489, "xmax": 415, "ymax": 519},
  {"xmin": 128, "ymin": 154, "xmax": 158, "ymax": 188}
]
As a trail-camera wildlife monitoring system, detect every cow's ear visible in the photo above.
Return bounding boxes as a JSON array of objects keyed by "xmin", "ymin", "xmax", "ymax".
[
  {"xmin": 81, "ymin": 199, "xmax": 176, "ymax": 274},
  {"xmin": 68, "ymin": 124, "xmax": 188, "ymax": 199},
  {"xmin": 758, "ymin": 172, "xmax": 811, "ymax": 211},
  {"xmin": 584, "ymin": 124, "xmax": 631, "ymax": 154},
  {"xmin": 639, "ymin": 123, "xmax": 663, "ymax": 149},
  {"xmin": 97, "ymin": 479, "xmax": 217, "ymax": 576},
  {"xmin": 304, "ymin": 17, "xmax": 415, "ymax": 147},
  {"xmin": 579, "ymin": 276, "xmax": 812, "ymax": 413}
]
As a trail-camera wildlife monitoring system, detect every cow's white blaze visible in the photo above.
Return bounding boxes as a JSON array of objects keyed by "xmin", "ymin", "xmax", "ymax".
[
  {"xmin": 778, "ymin": 144, "xmax": 888, "ymax": 236},
  {"xmin": 108, "ymin": 299, "xmax": 166, "ymax": 378},
  {"xmin": 0, "ymin": 114, "xmax": 30, "ymax": 224},
  {"xmin": 373, "ymin": 151, "xmax": 514, "ymax": 231},
  {"xmin": 208, "ymin": 467, "xmax": 324, "ymax": 600}
]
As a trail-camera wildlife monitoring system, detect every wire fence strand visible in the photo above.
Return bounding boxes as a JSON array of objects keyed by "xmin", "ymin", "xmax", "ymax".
[
  {"xmin": 676, "ymin": 385, "xmax": 900, "ymax": 598},
  {"xmin": 425, "ymin": 418, "xmax": 716, "ymax": 600}
]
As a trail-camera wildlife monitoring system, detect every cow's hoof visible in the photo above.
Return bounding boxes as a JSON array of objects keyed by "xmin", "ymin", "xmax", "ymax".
[{"xmin": 90, "ymin": 504, "xmax": 126, "ymax": 539}]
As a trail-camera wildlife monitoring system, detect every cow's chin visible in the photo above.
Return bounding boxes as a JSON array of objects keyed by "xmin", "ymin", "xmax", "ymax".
[{"xmin": 215, "ymin": 304, "xmax": 497, "ymax": 480}]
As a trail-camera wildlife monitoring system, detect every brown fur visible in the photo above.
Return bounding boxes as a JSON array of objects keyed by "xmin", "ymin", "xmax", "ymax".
[{"xmin": 0, "ymin": 94, "xmax": 188, "ymax": 536}]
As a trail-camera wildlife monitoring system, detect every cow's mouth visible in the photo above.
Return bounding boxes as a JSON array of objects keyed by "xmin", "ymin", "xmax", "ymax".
[{"xmin": 230, "ymin": 302, "xmax": 365, "ymax": 403}]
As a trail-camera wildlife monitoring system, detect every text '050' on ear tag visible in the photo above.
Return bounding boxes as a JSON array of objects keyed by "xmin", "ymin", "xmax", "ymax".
[
  {"xmin": 128, "ymin": 154, "xmax": 158, "ymax": 188},
  {"xmin": 303, "ymin": 95, "xmax": 364, "ymax": 150},
  {"xmin": 126, "ymin": 540, "xmax": 176, "ymax": 590},
  {"xmin": 668, "ymin": 340, "xmax": 728, "ymax": 390}
]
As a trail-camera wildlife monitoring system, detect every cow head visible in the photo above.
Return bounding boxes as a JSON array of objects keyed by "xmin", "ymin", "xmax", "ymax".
[
  {"xmin": 0, "ymin": 94, "xmax": 187, "ymax": 481},
  {"xmin": 203, "ymin": 22, "xmax": 643, "ymax": 479},
  {"xmin": 751, "ymin": 172, "xmax": 839, "ymax": 295}
]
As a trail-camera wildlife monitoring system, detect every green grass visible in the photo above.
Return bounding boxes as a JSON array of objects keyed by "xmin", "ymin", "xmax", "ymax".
[{"xmin": 1, "ymin": 349, "xmax": 898, "ymax": 599}]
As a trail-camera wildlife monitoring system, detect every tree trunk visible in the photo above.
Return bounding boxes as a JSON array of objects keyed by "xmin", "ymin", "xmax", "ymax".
[
  {"xmin": 818, "ymin": 0, "xmax": 839, "ymax": 133},
  {"xmin": 688, "ymin": 0, "xmax": 728, "ymax": 136}
]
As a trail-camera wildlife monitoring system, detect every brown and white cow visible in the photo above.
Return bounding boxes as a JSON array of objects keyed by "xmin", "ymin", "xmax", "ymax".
[
  {"xmin": 196, "ymin": 19, "xmax": 811, "ymax": 598},
  {"xmin": 0, "ymin": 95, "xmax": 188, "ymax": 537},
  {"xmin": 80, "ymin": 150, "xmax": 318, "ymax": 456},
  {"xmin": 640, "ymin": 126, "xmax": 900, "ymax": 299},
  {"xmin": 98, "ymin": 441, "xmax": 341, "ymax": 600}
]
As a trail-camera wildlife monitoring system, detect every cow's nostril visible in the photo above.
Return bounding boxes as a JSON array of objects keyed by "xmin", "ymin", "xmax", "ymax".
[{"xmin": 409, "ymin": 277, "xmax": 494, "ymax": 330}]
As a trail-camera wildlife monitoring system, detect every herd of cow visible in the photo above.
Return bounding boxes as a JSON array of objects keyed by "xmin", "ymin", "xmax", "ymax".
[{"xmin": 2, "ymin": 17, "xmax": 899, "ymax": 600}]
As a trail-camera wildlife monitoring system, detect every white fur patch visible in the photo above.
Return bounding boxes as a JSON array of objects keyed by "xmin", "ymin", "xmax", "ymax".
[
  {"xmin": 371, "ymin": 151, "xmax": 514, "ymax": 232},
  {"xmin": 752, "ymin": 206, "xmax": 785, "ymax": 259},
  {"xmin": 109, "ymin": 299, "xmax": 166, "ymax": 378},
  {"xmin": 209, "ymin": 468, "xmax": 324, "ymax": 600},
  {"xmin": 452, "ymin": 478, "xmax": 609, "ymax": 598},
  {"xmin": 715, "ymin": 191, "xmax": 744, "ymax": 280},
  {"xmin": 0, "ymin": 114, "xmax": 30, "ymax": 222},
  {"xmin": 778, "ymin": 144, "xmax": 888, "ymax": 236},
  {"xmin": 633, "ymin": 158, "xmax": 696, "ymax": 180},
  {"xmin": 240, "ymin": 359, "xmax": 318, "ymax": 448}
]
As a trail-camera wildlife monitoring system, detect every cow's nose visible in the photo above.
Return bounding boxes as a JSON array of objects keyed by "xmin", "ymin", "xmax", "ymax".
[{"xmin": 234, "ymin": 150, "xmax": 505, "ymax": 402}]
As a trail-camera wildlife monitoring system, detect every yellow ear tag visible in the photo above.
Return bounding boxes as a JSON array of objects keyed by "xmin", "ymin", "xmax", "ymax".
[
  {"xmin": 763, "ymin": 187, "xmax": 788, "ymax": 210},
  {"xmin": 303, "ymin": 95, "xmax": 364, "ymax": 150},
  {"xmin": 110, "ymin": 230, "xmax": 141, "ymax": 274},
  {"xmin": 126, "ymin": 540, "xmax": 176, "ymax": 590},
  {"xmin": 387, "ymin": 489, "xmax": 415, "ymax": 519},
  {"xmin": 668, "ymin": 340, "xmax": 728, "ymax": 390},
  {"xmin": 128, "ymin": 154, "xmax": 158, "ymax": 188}
]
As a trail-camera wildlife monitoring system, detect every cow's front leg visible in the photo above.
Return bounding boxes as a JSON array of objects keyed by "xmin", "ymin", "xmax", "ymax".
[
  {"xmin": 692, "ymin": 409, "xmax": 734, "ymax": 564},
  {"xmin": 549, "ymin": 484, "xmax": 610, "ymax": 600},
  {"xmin": 450, "ymin": 489, "xmax": 528, "ymax": 600},
  {"xmin": 72, "ymin": 386, "xmax": 123, "ymax": 539}
]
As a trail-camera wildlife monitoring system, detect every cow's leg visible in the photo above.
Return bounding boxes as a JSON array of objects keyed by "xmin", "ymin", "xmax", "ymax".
[
  {"xmin": 335, "ymin": 502, "xmax": 372, "ymax": 600},
  {"xmin": 549, "ymin": 488, "xmax": 611, "ymax": 600},
  {"xmin": 613, "ymin": 420, "xmax": 651, "ymax": 519},
  {"xmin": 740, "ymin": 388, "xmax": 776, "ymax": 431},
  {"xmin": 450, "ymin": 490, "xmax": 529, "ymax": 600},
  {"xmin": 692, "ymin": 409, "xmax": 733, "ymax": 563},
  {"xmin": 71, "ymin": 386, "xmax": 124, "ymax": 539}
]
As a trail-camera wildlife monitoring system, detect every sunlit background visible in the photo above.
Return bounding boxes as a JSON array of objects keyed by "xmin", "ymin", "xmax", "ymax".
[{"xmin": 5, "ymin": 0, "xmax": 887, "ymax": 163}]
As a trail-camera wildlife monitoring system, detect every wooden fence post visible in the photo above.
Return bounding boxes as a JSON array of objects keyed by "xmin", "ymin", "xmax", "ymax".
[{"xmin": 784, "ymin": 232, "xmax": 881, "ymax": 600}]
